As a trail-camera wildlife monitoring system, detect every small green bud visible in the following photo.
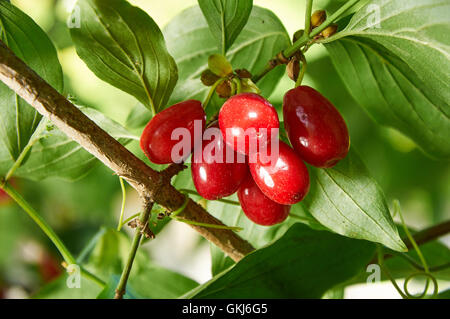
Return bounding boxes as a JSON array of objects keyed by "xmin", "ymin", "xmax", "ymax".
[
  {"xmin": 208, "ymin": 54, "xmax": 233, "ymax": 77},
  {"xmin": 292, "ymin": 29, "xmax": 304, "ymax": 43},
  {"xmin": 201, "ymin": 69, "xmax": 220, "ymax": 86}
]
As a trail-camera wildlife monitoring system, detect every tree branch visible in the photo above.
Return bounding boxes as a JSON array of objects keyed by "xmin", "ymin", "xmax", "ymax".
[{"xmin": 0, "ymin": 40, "xmax": 254, "ymax": 262}]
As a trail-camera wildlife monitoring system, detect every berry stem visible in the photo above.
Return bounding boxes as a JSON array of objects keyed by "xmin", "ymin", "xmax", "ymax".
[
  {"xmin": 233, "ymin": 77, "xmax": 242, "ymax": 94},
  {"xmin": 294, "ymin": 52, "xmax": 307, "ymax": 87},
  {"xmin": 203, "ymin": 78, "xmax": 226, "ymax": 111},
  {"xmin": 304, "ymin": 0, "xmax": 313, "ymax": 38},
  {"xmin": 179, "ymin": 188, "xmax": 240, "ymax": 206},
  {"xmin": 117, "ymin": 177, "xmax": 127, "ymax": 231},
  {"xmin": 252, "ymin": 0, "xmax": 360, "ymax": 83}
]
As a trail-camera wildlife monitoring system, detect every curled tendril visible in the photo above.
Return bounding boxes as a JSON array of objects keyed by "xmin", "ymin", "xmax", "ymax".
[
  {"xmin": 403, "ymin": 272, "xmax": 438, "ymax": 299},
  {"xmin": 377, "ymin": 200, "xmax": 439, "ymax": 299}
]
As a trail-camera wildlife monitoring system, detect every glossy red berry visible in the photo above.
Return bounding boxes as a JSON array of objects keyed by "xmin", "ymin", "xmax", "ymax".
[
  {"xmin": 219, "ymin": 93, "xmax": 279, "ymax": 155},
  {"xmin": 283, "ymin": 86, "xmax": 350, "ymax": 168},
  {"xmin": 238, "ymin": 173, "xmax": 290, "ymax": 226},
  {"xmin": 249, "ymin": 140, "xmax": 310, "ymax": 205},
  {"xmin": 191, "ymin": 124, "xmax": 247, "ymax": 200},
  {"xmin": 140, "ymin": 100, "xmax": 206, "ymax": 164}
]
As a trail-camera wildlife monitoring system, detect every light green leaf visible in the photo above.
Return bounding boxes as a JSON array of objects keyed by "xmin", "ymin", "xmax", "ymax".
[
  {"xmin": 198, "ymin": 0, "xmax": 253, "ymax": 54},
  {"xmin": 184, "ymin": 223, "xmax": 376, "ymax": 298},
  {"xmin": 164, "ymin": 5, "xmax": 290, "ymax": 118},
  {"xmin": 0, "ymin": 1, "xmax": 63, "ymax": 160},
  {"xmin": 70, "ymin": 0, "xmax": 178, "ymax": 114},
  {"xmin": 303, "ymin": 148, "xmax": 407, "ymax": 252},
  {"xmin": 324, "ymin": 0, "xmax": 450, "ymax": 159},
  {"xmin": 1, "ymin": 107, "xmax": 136, "ymax": 181}
]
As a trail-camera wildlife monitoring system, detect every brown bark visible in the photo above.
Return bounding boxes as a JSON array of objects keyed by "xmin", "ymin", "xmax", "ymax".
[{"xmin": 0, "ymin": 40, "xmax": 254, "ymax": 262}]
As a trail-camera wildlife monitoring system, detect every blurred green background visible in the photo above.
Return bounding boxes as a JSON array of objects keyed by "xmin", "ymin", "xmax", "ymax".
[{"xmin": 0, "ymin": 0, "xmax": 448, "ymax": 298}]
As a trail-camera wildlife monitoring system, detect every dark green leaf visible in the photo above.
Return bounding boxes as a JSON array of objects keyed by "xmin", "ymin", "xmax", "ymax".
[
  {"xmin": 70, "ymin": 0, "xmax": 178, "ymax": 114},
  {"xmin": 164, "ymin": 5, "xmax": 290, "ymax": 118},
  {"xmin": 0, "ymin": 1, "xmax": 63, "ymax": 160},
  {"xmin": 324, "ymin": 0, "xmax": 450, "ymax": 159},
  {"xmin": 198, "ymin": 0, "xmax": 253, "ymax": 54},
  {"xmin": 303, "ymin": 148, "xmax": 406, "ymax": 252},
  {"xmin": 184, "ymin": 224, "xmax": 376, "ymax": 298}
]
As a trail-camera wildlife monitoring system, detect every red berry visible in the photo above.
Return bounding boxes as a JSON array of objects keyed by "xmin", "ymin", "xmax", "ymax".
[
  {"xmin": 283, "ymin": 86, "xmax": 350, "ymax": 168},
  {"xmin": 219, "ymin": 93, "xmax": 279, "ymax": 155},
  {"xmin": 140, "ymin": 100, "xmax": 206, "ymax": 164},
  {"xmin": 238, "ymin": 173, "xmax": 290, "ymax": 226},
  {"xmin": 191, "ymin": 124, "xmax": 247, "ymax": 200},
  {"xmin": 249, "ymin": 140, "xmax": 310, "ymax": 205}
]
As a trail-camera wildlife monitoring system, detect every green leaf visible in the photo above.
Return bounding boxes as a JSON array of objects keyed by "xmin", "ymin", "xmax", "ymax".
[
  {"xmin": 0, "ymin": 1, "xmax": 63, "ymax": 160},
  {"xmin": 303, "ymin": 148, "xmax": 407, "ymax": 252},
  {"xmin": 164, "ymin": 5, "xmax": 290, "ymax": 118},
  {"xmin": 130, "ymin": 264, "xmax": 199, "ymax": 299},
  {"xmin": 97, "ymin": 266, "xmax": 199, "ymax": 299},
  {"xmin": 324, "ymin": 0, "xmax": 450, "ymax": 159},
  {"xmin": 198, "ymin": 0, "xmax": 253, "ymax": 54},
  {"xmin": 70, "ymin": 0, "xmax": 178, "ymax": 114},
  {"xmin": 0, "ymin": 106, "xmax": 136, "ymax": 181},
  {"xmin": 184, "ymin": 223, "xmax": 376, "ymax": 298}
]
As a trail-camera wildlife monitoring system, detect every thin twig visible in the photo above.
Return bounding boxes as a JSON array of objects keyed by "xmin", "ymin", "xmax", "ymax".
[{"xmin": 115, "ymin": 201, "xmax": 154, "ymax": 299}]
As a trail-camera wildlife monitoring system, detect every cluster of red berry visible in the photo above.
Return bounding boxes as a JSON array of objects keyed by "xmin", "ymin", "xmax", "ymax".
[{"xmin": 140, "ymin": 86, "xmax": 349, "ymax": 226}]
